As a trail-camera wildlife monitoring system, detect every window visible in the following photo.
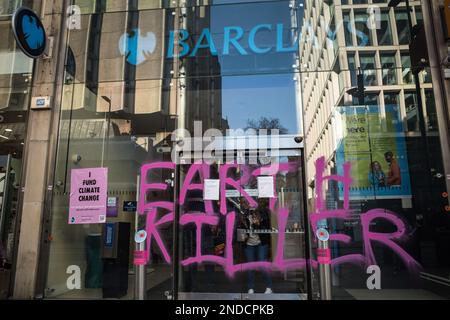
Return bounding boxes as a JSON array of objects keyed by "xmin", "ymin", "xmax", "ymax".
[
  {"xmin": 384, "ymin": 92, "xmax": 400, "ymax": 107},
  {"xmin": 343, "ymin": 12, "xmax": 353, "ymax": 46},
  {"xmin": 365, "ymin": 92, "xmax": 379, "ymax": 105},
  {"xmin": 425, "ymin": 89, "xmax": 438, "ymax": 131},
  {"xmin": 380, "ymin": 53, "xmax": 397, "ymax": 85},
  {"xmin": 401, "ymin": 53, "xmax": 414, "ymax": 84},
  {"xmin": 405, "ymin": 91, "xmax": 418, "ymax": 131},
  {"xmin": 353, "ymin": 91, "xmax": 379, "ymax": 106},
  {"xmin": 415, "ymin": 6, "xmax": 423, "ymax": 26},
  {"xmin": 354, "ymin": 12, "xmax": 373, "ymax": 46},
  {"xmin": 396, "ymin": 10, "xmax": 411, "ymax": 45},
  {"xmin": 360, "ymin": 53, "xmax": 377, "ymax": 86},
  {"xmin": 348, "ymin": 52, "xmax": 357, "ymax": 87},
  {"xmin": 377, "ymin": 11, "xmax": 393, "ymax": 45}
]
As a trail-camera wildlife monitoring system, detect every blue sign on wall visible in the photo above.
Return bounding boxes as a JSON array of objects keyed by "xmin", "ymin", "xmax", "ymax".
[
  {"xmin": 12, "ymin": 7, "xmax": 47, "ymax": 59},
  {"xmin": 123, "ymin": 201, "xmax": 137, "ymax": 212}
]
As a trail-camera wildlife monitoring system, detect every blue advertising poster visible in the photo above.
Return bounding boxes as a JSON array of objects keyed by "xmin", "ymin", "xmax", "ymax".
[{"xmin": 336, "ymin": 105, "xmax": 412, "ymax": 200}]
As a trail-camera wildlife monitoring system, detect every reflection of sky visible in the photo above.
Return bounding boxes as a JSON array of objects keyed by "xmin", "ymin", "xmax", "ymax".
[
  {"xmin": 222, "ymin": 75, "xmax": 298, "ymax": 132},
  {"xmin": 209, "ymin": 1, "xmax": 304, "ymax": 134}
]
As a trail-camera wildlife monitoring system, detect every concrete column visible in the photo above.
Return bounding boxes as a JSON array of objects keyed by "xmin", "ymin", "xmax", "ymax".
[{"xmin": 13, "ymin": 0, "xmax": 66, "ymax": 299}]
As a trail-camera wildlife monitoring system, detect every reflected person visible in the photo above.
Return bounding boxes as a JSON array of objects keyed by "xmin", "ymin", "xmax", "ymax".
[
  {"xmin": 241, "ymin": 199, "xmax": 273, "ymax": 294},
  {"xmin": 384, "ymin": 151, "xmax": 401, "ymax": 186}
]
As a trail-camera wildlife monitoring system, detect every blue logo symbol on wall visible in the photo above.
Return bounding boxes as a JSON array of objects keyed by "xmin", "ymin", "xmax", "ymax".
[
  {"xmin": 22, "ymin": 14, "xmax": 45, "ymax": 50},
  {"xmin": 119, "ymin": 29, "xmax": 157, "ymax": 65},
  {"xmin": 12, "ymin": 7, "xmax": 47, "ymax": 59}
]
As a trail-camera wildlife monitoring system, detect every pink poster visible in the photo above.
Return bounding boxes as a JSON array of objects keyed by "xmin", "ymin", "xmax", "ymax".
[
  {"xmin": 69, "ymin": 168, "xmax": 108, "ymax": 225},
  {"xmin": 133, "ymin": 250, "xmax": 148, "ymax": 266}
]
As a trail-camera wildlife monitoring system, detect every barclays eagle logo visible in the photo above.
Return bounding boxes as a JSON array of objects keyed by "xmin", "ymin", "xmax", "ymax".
[
  {"xmin": 22, "ymin": 14, "xmax": 45, "ymax": 49},
  {"xmin": 119, "ymin": 29, "xmax": 156, "ymax": 65}
]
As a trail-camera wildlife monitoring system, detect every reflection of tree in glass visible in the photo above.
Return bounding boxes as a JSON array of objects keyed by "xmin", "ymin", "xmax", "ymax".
[{"xmin": 245, "ymin": 117, "xmax": 288, "ymax": 134}]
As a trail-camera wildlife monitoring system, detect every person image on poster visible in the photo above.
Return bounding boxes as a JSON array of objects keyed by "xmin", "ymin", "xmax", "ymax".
[
  {"xmin": 368, "ymin": 161, "xmax": 386, "ymax": 188},
  {"xmin": 384, "ymin": 151, "xmax": 401, "ymax": 187}
]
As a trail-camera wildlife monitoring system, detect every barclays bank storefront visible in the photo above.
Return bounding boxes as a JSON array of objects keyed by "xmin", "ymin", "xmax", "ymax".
[{"xmin": 1, "ymin": 0, "xmax": 450, "ymax": 301}]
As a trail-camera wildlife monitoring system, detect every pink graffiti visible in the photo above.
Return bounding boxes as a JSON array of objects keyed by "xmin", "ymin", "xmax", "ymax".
[
  {"xmin": 361, "ymin": 209, "xmax": 422, "ymax": 273},
  {"xmin": 137, "ymin": 157, "xmax": 422, "ymax": 276},
  {"xmin": 311, "ymin": 156, "xmax": 422, "ymax": 272},
  {"xmin": 138, "ymin": 162, "xmax": 175, "ymax": 263},
  {"xmin": 180, "ymin": 162, "xmax": 214, "ymax": 214}
]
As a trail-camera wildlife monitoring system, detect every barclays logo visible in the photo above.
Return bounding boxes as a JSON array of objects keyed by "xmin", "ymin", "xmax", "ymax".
[
  {"xmin": 22, "ymin": 14, "xmax": 45, "ymax": 50},
  {"xmin": 118, "ymin": 28, "xmax": 156, "ymax": 66},
  {"xmin": 12, "ymin": 7, "xmax": 47, "ymax": 59},
  {"xmin": 117, "ymin": 14, "xmax": 381, "ymax": 65},
  {"xmin": 119, "ymin": 23, "xmax": 298, "ymax": 65}
]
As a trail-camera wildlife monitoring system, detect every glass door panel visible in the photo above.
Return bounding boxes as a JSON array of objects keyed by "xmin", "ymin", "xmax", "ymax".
[{"xmin": 175, "ymin": 148, "xmax": 311, "ymax": 300}]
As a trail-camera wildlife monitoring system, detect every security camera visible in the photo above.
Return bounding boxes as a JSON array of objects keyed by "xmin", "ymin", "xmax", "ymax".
[
  {"xmin": 294, "ymin": 136, "xmax": 304, "ymax": 143},
  {"xmin": 72, "ymin": 154, "xmax": 82, "ymax": 164}
]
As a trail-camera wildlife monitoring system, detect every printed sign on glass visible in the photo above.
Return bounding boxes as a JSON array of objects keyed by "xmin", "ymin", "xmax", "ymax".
[
  {"xmin": 204, "ymin": 179, "xmax": 220, "ymax": 200},
  {"xmin": 69, "ymin": 168, "xmax": 108, "ymax": 224},
  {"xmin": 257, "ymin": 176, "xmax": 275, "ymax": 198}
]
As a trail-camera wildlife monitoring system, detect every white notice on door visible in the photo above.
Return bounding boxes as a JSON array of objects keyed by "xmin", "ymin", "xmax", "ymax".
[
  {"xmin": 204, "ymin": 179, "xmax": 220, "ymax": 200},
  {"xmin": 257, "ymin": 176, "xmax": 275, "ymax": 198}
]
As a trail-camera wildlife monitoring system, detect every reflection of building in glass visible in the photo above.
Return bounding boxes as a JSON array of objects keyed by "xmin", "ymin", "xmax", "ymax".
[
  {"xmin": 299, "ymin": 0, "xmax": 450, "ymax": 299},
  {"xmin": 300, "ymin": 0, "xmax": 435, "ymax": 195},
  {"xmin": 182, "ymin": 4, "xmax": 228, "ymax": 134}
]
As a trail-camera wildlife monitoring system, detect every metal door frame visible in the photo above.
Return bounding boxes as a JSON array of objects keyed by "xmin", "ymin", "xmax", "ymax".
[{"xmin": 171, "ymin": 134, "xmax": 314, "ymax": 300}]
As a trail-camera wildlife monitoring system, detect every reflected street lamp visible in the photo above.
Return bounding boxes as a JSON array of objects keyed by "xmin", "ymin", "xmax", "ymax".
[
  {"xmin": 346, "ymin": 68, "xmax": 365, "ymax": 105},
  {"xmin": 101, "ymin": 96, "xmax": 112, "ymax": 167}
]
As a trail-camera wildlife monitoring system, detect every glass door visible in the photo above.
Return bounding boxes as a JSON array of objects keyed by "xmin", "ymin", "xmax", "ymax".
[{"xmin": 175, "ymin": 143, "xmax": 312, "ymax": 300}]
